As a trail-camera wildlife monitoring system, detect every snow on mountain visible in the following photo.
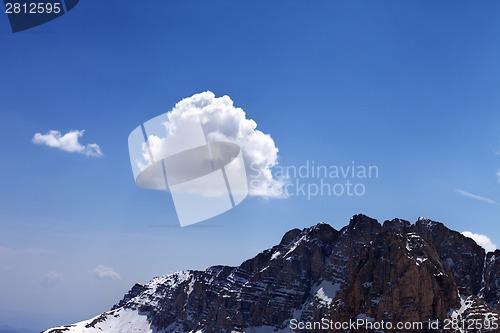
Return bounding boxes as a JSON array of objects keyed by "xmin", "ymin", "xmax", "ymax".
[{"xmin": 43, "ymin": 214, "xmax": 500, "ymax": 333}]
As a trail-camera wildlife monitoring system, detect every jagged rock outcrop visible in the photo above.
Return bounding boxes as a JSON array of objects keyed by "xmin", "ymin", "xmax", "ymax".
[
  {"xmin": 483, "ymin": 251, "xmax": 500, "ymax": 309},
  {"xmin": 43, "ymin": 215, "xmax": 500, "ymax": 333}
]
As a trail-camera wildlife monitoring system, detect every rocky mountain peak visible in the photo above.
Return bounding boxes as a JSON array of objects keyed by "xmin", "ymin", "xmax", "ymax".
[
  {"xmin": 382, "ymin": 217, "xmax": 412, "ymax": 232},
  {"xmin": 278, "ymin": 227, "xmax": 301, "ymax": 246},
  {"xmin": 337, "ymin": 214, "xmax": 382, "ymax": 247},
  {"xmin": 303, "ymin": 221, "xmax": 339, "ymax": 243},
  {"xmin": 347, "ymin": 213, "xmax": 380, "ymax": 229},
  {"xmin": 43, "ymin": 214, "xmax": 500, "ymax": 333}
]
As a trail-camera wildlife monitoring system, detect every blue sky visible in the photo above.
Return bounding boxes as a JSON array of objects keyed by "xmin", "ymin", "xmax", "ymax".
[{"xmin": 1, "ymin": 0, "xmax": 500, "ymax": 330}]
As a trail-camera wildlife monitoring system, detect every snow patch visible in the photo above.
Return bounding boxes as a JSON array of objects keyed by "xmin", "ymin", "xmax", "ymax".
[
  {"xmin": 43, "ymin": 308, "xmax": 153, "ymax": 333},
  {"xmin": 284, "ymin": 235, "xmax": 308, "ymax": 257},
  {"xmin": 449, "ymin": 293, "xmax": 472, "ymax": 320},
  {"xmin": 271, "ymin": 251, "xmax": 281, "ymax": 260},
  {"xmin": 416, "ymin": 256, "xmax": 427, "ymax": 266},
  {"xmin": 314, "ymin": 281, "xmax": 341, "ymax": 306}
]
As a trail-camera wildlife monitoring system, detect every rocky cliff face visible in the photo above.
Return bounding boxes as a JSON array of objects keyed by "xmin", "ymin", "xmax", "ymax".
[{"xmin": 43, "ymin": 215, "xmax": 500, "ymax": 333}]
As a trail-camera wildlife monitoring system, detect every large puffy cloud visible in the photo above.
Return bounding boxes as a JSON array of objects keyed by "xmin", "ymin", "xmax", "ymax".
[
  {"xmin": 462, "ymin": 231, "xmax": 497, "ymax": 253},
  {"xmin": 32, "ymin": 130, "xmax": 103, "ymax": 157},
  {"xmin": 137, "ymin": 91, "xmax": 286, "ymax": 198}
]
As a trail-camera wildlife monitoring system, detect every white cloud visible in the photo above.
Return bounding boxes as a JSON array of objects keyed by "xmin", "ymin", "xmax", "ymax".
[
  {"xmin": 90, "ymin": 265, "xmax": 122, "ymax": 281},
  {"xmin": 32, "ymin": 130, "xmax": 103, "ymax": 157},
  {"xmin": 454, "ymin": 188, "xmax": 498, "ymax": 205},
  {"xmin": 138, "ymin": 91, "xmax": 286, "ymax": 198},
  {"xmin": 495, "ymin": 169, "xmax": 500, "ymax": 183},
  {"xmin": 39, "ymin": 271, "xmax": 63, "ymax": 288},
  {"xmin": 462, "ymin": 231, "xmax": 497, "ymax": 253}
]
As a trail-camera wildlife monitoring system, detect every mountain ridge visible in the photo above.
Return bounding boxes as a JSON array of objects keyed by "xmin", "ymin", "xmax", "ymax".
[{"xmin": 43, "ymin": 214, "xmax": 500, "ymax": 333}]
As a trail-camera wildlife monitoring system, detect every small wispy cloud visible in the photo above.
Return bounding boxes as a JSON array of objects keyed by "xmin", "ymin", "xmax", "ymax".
[
  {"xmin": 462, "ymin": 231, "xmax": 497, "ymax": 252},
  {"xmin": 454, "ymin": 188, "xmax": 498, "ymax": 205},
  {"xmin": 90, "ymin": 265, "xmax": 121, "ymax": 281},
  {"xmin": 495, "ymin": 169, "xmax": 500, "ymax": 183},
  {"xmin": 32, "ymin": 130, "xmax": 103, "ymax": 157},
  {"xmin": 39, "ymin": 271, "xmax": 63, "ymax": 288}
]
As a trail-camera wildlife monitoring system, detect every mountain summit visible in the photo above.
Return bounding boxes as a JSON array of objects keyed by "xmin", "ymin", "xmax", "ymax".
[{"xmin": 43, "ymin": 214, "xmax": 500, "ymax": 332}]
